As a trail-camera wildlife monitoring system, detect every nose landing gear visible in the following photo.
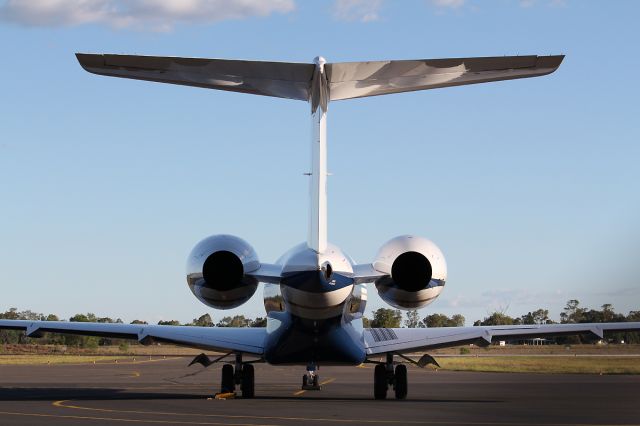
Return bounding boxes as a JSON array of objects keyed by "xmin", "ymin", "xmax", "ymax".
[
  {"xmin": 374, "ymin": 353, "xmax": 408, "ymax": 400},
  {"xmin": 301, "ymin": 363, "xmax": 321, "ymax": 390}
]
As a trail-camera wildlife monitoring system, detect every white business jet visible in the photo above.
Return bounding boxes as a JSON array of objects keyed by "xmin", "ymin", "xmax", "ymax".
[{"xmin": 2, "ymin": 53, "xmax": 638, "ymax": 399}]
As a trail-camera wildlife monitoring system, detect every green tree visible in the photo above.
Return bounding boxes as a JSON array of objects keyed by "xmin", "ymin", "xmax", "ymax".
[
  {"xmin": 423, "ymin": 313, "xmax": 465, "ymax": 327},
  {"xmin": 250, "ymin": 317, "xmax": 267, "ymax": 327},
  {"xmin": 70, "ymin": 313, "xmax": 97, "ymax": 323},
  {"xmin": 404, "ymin": 310, "xmax": 421, "ymax": 328},
  {"xmin": 560, "ymin": 299, "xmax": 585, "ymax": 324},
  {"xmin": 0, "ymin": 308, "xmax": 24, "ymax": 343},
  {"xmin": 520, "ymin": 309, "xmax": 550, "ymax": 325},
  {"xmin": 191, "ymin": 314, "xmax": 214, "ymax": 327},
  {"xmin": 362, "ymin": 316, "xmax": 371, "ymax": 328},
  {"xmin": 450, "ymin": 314, "xmax": 466, "ymax": 327},
  {"xmin": 370, "ymin": 308, "xmax": 402, "ymax": 328},
  {"xmin": 423, "ymin": 313, "xmax": 449, "ymax": 328},
  {"xmin": 0, "ymin": 308, "xmax": 20, "ymax": 320},
  {"xmin": 158, "ymin": 320, "xmax": 181, "ymax": 326},
  {"xmin": 130, "ymin": 320, "xmax": 148, "ymax": 324},
  {"xmin": 474, "ymin": 311, "xmax": 516, "ymax": 326},
  {"xmin": 624, "ymin": 311, "xmax": 640, "ymax": 343},
  {"xmin": 601, "ymin": 304, "xmax": 615, "ymax": 322},
  {"xmin": 217, "ymin": 315, "xmax": 251, "ymax": 327},
  {"xmin": 66, "ymin": 313, "xmax": 99, "ymax": 348}
]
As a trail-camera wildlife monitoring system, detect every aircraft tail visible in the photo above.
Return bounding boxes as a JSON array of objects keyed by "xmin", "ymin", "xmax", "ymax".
[{"xmin": 76, "ymin": 53, "xmax": 564, "ymax": 256}]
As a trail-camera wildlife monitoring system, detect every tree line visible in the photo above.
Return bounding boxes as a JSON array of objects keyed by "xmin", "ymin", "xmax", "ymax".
[{"xmin": 1, "ymin": 299, "xmax": 638, "ymax": 348}]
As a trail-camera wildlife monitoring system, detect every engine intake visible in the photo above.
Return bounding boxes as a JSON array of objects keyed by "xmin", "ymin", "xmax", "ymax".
[
  {"xmin": 391, "ymin": 251, "xmax": 433, "ymax": 292},
  {"xmin": 202, "ymin": 250, "xmax": 244, "ymax": 292},
  {"xmin": 186, "ymin": 235, "xmax": 259, "ymax": 309},
  {"xmin": 373, "ymin": 235, "xmax": 447, "ymax": 310}
]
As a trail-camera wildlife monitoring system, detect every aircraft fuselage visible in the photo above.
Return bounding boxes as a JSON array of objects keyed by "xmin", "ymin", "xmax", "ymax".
[{"xmin": 262, "ymin": 242, "xmax": 368, "ymax": 365}]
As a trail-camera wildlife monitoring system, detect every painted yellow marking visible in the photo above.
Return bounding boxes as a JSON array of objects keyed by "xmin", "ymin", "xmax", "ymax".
[
  {"xmin": 0, "ymin": 410, "xmax": 275, "ymax": 425},
  {"xmin": 213, "ymin": 392, "xmax": 236, "ymax": 400},
  {"xmin": 46, "ymin": 400, "xmax": 640, "ymax": 426},
  {"xmin": 292, "ymin": 377, "xmax": 336, "ymax": 396}
]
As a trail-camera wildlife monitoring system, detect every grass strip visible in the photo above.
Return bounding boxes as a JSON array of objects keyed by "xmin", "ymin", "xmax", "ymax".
[
  {"xmin": 0, "ymin": 355, "xmax": 132, "ymax": 365},
  {"xmin": 436, "ymin": 356, "xmax": 640, "ymax": 374}
]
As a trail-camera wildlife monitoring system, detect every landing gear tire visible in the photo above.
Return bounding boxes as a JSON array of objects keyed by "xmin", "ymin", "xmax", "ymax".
[
  {"xmin": 313, "ymin": 375, "xmax": 319, "ymax": 387},
  {"xmin": 394, "ymin": 364, "xmax": 408, "ymax": 400},
  {"xmin": 241, "ymin": 364, "xmax": 255, "ymax": 398},
  {"xmin": 221, "ymin": 364, "xmax": 234, "ymax": 393},
  {"xmin": 302, "ymin": 375, "xmax": 308, "ymax": 387},
  {"xmin": 374, "ymin": 364, "xmax": 387, "ymax": 400}
]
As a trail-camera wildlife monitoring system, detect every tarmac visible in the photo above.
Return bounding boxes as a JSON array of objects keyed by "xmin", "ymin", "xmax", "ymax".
[{"xmin": 0, "ymin": 356, "xmax": 638, "ymax": 425}]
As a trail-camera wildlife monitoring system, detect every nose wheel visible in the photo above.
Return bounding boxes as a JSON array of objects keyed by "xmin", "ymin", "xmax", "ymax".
[
  {"xmin": 373, "ymin": 353, "xmax": 408, "ymax": 400},
  {"xmin": 301, "ymin": 363, "xmax": 321, "ymax": 390}
]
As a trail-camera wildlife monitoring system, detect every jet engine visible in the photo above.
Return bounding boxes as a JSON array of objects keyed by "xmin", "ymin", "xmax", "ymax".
[
  {"xmin": 373, "ymin": 235, "xmax": 447, "ymax": 310},
  {"xmin": 186, "ymin": 234, "xmax": 260, "ymax": 309}
]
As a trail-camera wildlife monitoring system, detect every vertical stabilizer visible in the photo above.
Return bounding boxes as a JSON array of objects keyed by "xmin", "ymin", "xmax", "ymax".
[{"xmin": 307, "ymin": 57, "xmax": 329, "ymax": 254}]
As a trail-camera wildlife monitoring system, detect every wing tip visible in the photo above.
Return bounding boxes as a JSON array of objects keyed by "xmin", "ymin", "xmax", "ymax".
[
  {"xmin": 75, "ymin": 52, "xmax": 104, "ymax": 73},
  {"xmin": 537, "ymin": 54, "xmax": 565, "ymax": 74}
]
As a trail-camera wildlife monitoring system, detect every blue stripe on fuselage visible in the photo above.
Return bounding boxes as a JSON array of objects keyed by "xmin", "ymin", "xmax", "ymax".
[
  {"xmin": 280, "ymin": 270, "xmax": 354, "ymax": 293},
  {"xmin": 264, "ymin": 311, "xmax": 365, "ymax": 365}
]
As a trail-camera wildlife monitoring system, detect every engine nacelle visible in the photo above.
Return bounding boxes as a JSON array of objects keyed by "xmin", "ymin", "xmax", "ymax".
[
  {"xmin": 373, "ymin": 235, "xmax": 447, "ymax": 310},
  {"xmin": 186, "ymin": 234, "xmax": 259, "ymax": 310}
]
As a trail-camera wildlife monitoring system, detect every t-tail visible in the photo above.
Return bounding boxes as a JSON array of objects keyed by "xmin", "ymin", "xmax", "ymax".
[{"xmin": 76, "ymin": 53, "xmax": 564, "ymax": 255}]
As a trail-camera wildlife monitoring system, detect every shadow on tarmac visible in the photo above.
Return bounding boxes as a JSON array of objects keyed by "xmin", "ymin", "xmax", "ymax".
[{"xmin": 0, "ymin": 387, "xmax": 502, "ymax": 404}]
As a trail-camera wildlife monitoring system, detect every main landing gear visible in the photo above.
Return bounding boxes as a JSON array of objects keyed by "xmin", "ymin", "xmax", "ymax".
[
  {"xmin": 220, "ymin": 353, "xmax": 255, "ymax": 398},
  {"xmin": 374, "ymin": 353, "xmax": 407, "ymax": 400},
  {"xmin": 301, "ymin": 363, "xmax": 321, "ymax": 390}
]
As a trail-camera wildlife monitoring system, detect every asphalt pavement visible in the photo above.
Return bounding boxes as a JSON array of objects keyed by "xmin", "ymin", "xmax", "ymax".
[{"xmin": 0, "ymin": 356, "xmax": 638, "ymax": 425}]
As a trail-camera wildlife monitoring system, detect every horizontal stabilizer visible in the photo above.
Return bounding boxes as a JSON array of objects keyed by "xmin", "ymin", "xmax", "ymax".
[
  {"xmin": 77, "ymin": 54, "xmax": 563, "ymax": 103},
  {"xmin": 327, "ymin": 55, "xmax": 564, "ymax": 100},
  {"xmin": 76, "ymin": 53, "xmax": 315, "ymax": 100}
]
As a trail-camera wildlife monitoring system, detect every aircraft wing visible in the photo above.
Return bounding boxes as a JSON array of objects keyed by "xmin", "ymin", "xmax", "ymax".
[
  {"xmin": 0, "ymin": 320, "xmax": 266, "ymax": 355},
  {"xmin": 364, "ymin": 322, "xmax": 640, "ymax": 355}
]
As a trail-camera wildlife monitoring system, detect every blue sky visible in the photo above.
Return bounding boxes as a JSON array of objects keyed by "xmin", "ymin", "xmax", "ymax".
[{"xmin": 0, "ymin": 0, "xmax": 638, "ymax": 325}]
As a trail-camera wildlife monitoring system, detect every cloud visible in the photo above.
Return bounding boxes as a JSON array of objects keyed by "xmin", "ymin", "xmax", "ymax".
[
  {"xmin": 333, "ymin": 0, "xmax": 382, "ymax": 23},
  {"xmin": 429, "ymin": 0, "xmax": 466, "ymax": 9},
  {"xmin": 0, "ymin": 0, "xmax": 295, "ymax": 31}
]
